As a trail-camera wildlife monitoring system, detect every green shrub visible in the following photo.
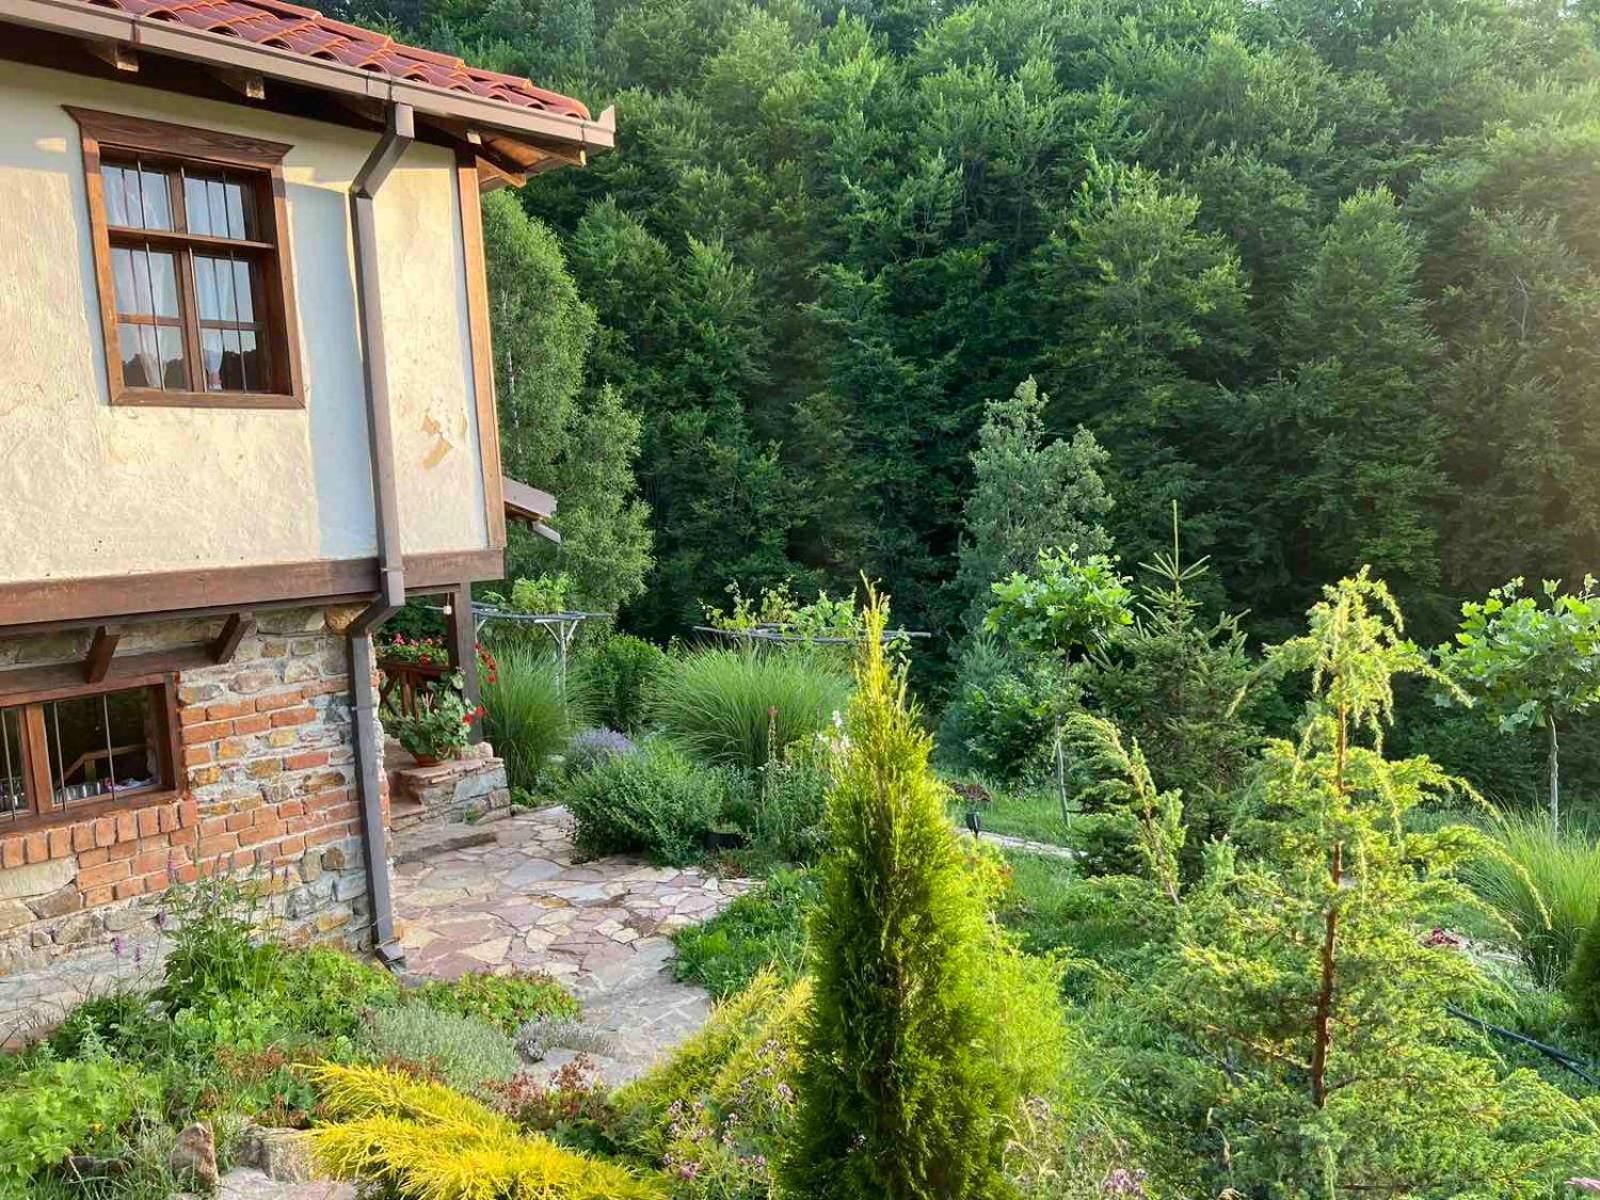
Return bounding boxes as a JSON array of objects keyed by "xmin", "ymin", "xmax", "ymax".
[
  {"xmin": 936, "ymin": 636, "xmax": 1058, "ymax": 784},
  {"xmin": 615, "ymin": 970, "xmax": 808, "ymax": 1198},
  {"xmin": 584, "ymin": 634, "xmax": 669, "ymax": 733},
  {"xmin": 1567, "ymin": 902, "xmax": 1600, "ymax": 1034},
  {"xmin": 363, "ymin": 1005, "xmax": 522, "ymax": 1095},
  {"xmin": 413, "ymin": 970, "xmax": 579, "ymax": 1033},
  {"xmin": 0, "ymin": 1058, "xmax": 150, "ymax": 1197},
  {"xmin": 1464, "ymin": 810, "xmax": 1600, "ymax": 987},
  {"xmin": 281, "ymin": 946, "xmax": 401, "ymax": 1039},
  {"xmin": 564, "ymin": 740, "xmax": 727, "ymax": 864},
  {"xmin": 647, "ymin": 649, "xmax": 850, "ymax": 771},
  {"xmin": 673, "ymin": 868, "xmax": 819, "ymax": 999},
  {"xmin": 721, "ymin": 737, "xmax": 833, "ymax": 863},
  {"xmin": 483, "ymin": 644, "xmax": 585, "ymax": 789},
  {"xmin": 786, "ymin": 592, "xmax": 1069, "ymax": 1200}
]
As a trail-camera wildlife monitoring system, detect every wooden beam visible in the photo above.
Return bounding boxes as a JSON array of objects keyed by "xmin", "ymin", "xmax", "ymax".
[
  {"xmin": 212, "ymin": 66, "xmax": 265, "ymax": 100},
  {"xmin": 445, "ymin": 582, "xmax": 481, "ymax": 740},
  {"xmin": 84, "ymin": 625, "xmax": 119, "ymax": 683},
  {"xmin": 0, "ymin": 548, "xmax": 505, "ymax": 633},
  {"xmin": 210, "ymin": 612, "xmax": 253, "ymax": 663},
  {"xmin": 0, "ymin": 650, "xmax": 208, "ymax": 703},
  {"xmin": 83, "ymin": 37, "xmax": 136, "ymax": 71},
  {"xmin": 475, "ymin": 154, "xmax": 527, "ymax": 193}
]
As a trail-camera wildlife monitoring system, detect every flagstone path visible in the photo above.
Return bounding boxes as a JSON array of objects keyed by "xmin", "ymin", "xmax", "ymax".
[{"xmin": 392, "ymin": 805, "xmax": 753, "ymax": 1084}]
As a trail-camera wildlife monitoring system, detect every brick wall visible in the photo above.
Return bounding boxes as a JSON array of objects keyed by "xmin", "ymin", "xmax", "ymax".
[{"xmin": 0, "ymin": 607, "xmax": 382, "ymax": 978}]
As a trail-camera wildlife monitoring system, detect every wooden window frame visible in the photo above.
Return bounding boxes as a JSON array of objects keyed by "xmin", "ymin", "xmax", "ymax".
[
  {"xmin": 0, "ymin": 674, "xmax": 182, "ymax": 834},
  {"xmin": 66, "ymin": 107, "xmax": 305, "ymax": 411}
]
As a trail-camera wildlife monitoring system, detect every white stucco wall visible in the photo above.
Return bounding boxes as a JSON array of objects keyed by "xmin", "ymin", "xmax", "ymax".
[{"xmin": 0, "ymin": 62, "xmax": 490, "ymax": 586}]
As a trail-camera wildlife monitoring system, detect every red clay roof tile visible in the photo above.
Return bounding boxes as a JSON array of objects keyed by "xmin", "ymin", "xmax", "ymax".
[{"xmin": 79, "ymin": 0, "xmax": 591, "ymax": 119}]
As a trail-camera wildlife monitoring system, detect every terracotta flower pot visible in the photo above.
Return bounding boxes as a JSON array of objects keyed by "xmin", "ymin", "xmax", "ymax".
[{"xmin": 412, "ymin": 751, "xmax": 445, "ymax": 767}]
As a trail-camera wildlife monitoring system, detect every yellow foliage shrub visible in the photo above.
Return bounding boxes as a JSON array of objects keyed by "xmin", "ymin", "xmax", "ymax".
[{"xmin": 307, "ymin": 1064, "xmax": 663, "ymax": 1200}]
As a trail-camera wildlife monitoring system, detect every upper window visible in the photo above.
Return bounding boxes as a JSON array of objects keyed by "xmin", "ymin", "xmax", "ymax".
[
  {"xmin": 67, "ymin": 108, "xmax": 304, "ymax": 410},
  {"xmin": 1, "ymin": 680, "xmax": 178, "ymax": 830}
]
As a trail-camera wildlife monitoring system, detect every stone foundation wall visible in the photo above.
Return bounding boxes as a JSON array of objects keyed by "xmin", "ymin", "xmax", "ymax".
[
  {"xmin": 0, "ymin": 607, "xmax": 382, "ymax": 979},
  {"xmin": 389, "ymin": 744, "xmax": 509, "ymax": 831}
]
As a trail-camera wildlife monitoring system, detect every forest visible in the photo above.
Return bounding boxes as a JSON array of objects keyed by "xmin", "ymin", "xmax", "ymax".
[{"xmin": 331, "ymin": 0, "xmax": 1600, "ymax": 802}]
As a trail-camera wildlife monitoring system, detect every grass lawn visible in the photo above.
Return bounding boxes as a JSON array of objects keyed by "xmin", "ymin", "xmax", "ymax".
[{"xmin": 944, "ymin": 779, "xmax": 1072, "ymax": 845}]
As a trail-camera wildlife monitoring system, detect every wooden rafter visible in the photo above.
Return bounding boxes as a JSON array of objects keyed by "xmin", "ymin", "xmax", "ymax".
[
  {"xmin": 211, "ymin": 612, "xmax": 254, "ymax": 663},
  {"xmin": 84, "ymin": 625, "xmax": 119, "ymax": 683}
]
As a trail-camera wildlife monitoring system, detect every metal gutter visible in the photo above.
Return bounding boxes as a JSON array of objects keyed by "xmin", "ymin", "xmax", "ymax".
[
  {"xmin": 345, "ymin": 101, "xmax": 413, "ymax": 970},
  {"xmin": 0, "ymin": 0, "xmax": 616, "ymax": 151}
]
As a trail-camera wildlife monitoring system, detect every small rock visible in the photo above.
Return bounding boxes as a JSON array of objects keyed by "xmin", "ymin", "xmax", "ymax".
[
  {"xmin": 237, "ymin": 1125, "xmax": 315, "ymax": 1183},
  {"xmin": 170, "ymin": 1122, "xmax": 219, "ymax": 1193}
]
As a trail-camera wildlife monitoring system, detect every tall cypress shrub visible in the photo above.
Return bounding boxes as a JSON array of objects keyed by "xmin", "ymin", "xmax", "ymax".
[
  {"xmin": 784, "ymin": 589, "xmax": 1064, "ymax": 1200},
  {"xmin": 1567, "ymin": 902, "xmax": 1600, "ymax": 1034}
]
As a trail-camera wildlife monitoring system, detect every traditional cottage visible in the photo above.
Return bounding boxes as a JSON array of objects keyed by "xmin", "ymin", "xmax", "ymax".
[{"xmin": 0, "ymin": 0, "xmax": 608, "ymax": 1009}]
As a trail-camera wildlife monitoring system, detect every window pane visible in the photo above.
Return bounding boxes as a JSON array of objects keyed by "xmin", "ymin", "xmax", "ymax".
[
  {"xmin": 0, "ymin": 708, "xmax": 25, "ymax": 818},
  {"xmin": 224, "ymin": 182, "xmax": 248, "ymax": 240},
  {"xmin": 137, "ymin": 168, "xmax": 172, "ymax": 231},
  {"xmin": 233, "ymin": 260, "xmax": 255, "ymax": 322},
  {"xmin": 42, "ymin": 688, "xmax": 160, "ymax": 806},
  {"xmin": 103, "ymin": 690, "xmax": 160, "ymax": 793},
  {"xmin": 120, "ymin": 324, "xmax": 160, "ymax": 388},
  {"xmin": 111, "ymin": 248, "xmax": 178, "ymax": 318},
  {"xmin": 207, "ymin": 179, "xmax": 229, "ymax": 242},
  {"xmin": 184, "ymin": 173, "xmax": 211, "ymax": 236},
  {"xmin": 146, "ymin": 250, "xmax": 179, "ymax": 318},
  {"xmin": 158, "ymin": 325, "xmax": 187, "ymax": 391},
  {"xmin": 221, "ymin": 328, "xmax": 245, "ymax": 390},
  {"xmin": 195, "ymin": 254, "xmax": 219, "ymax": 321},
  {"xmin": 239, "ymin": 331, "xmax": 260, "ymax": 392},
  {"xmin": 104, "ymin": 166, "xmax": 132, "ymax": 227},
  {"xmin": 202, "ymin": 328, "xmax": 224, "ymax": 392}
]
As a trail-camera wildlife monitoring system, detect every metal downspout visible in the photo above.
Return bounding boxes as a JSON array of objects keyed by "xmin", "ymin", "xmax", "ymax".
[{"xmin": 346, "ymin": 102, "xmax": 413, "ymax": 969}]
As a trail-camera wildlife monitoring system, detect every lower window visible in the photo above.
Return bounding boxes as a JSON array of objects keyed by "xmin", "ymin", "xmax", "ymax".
[{"xmin": 1, "ymin": 681, "xmax": 176, "ymax": 828}]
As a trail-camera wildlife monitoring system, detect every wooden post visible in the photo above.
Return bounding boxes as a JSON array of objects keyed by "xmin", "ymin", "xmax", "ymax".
[{"xmin": 446, "ymin": 582, "xmax": 481, "ymax": 742}]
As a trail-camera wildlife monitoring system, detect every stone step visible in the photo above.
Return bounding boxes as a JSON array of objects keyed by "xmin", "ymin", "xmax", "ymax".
[{"xmin": 391, "ymin": 821, "xmax": 498, "ymax": 866}]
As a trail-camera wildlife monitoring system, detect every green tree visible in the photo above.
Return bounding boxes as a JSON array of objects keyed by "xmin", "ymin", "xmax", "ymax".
[
  {"xmin": 1435, "ymin": 576, "xmax": 1600, "ymax": 825},
  {"xmin": 786, "ymin": 589, "xmax": 1068, "ymax": 1200},
  {"xmin": 985, "ymin": 546, "xmax": 1133, "ymax": 820},
  {"xmin": 1144, "ymin": 573, "xmax": 1600, "ymax": 1195},
  {"xmin": 482, "ymin": 190, "xmax": 652, "ymax": 610},
  {"xmin": 1083, "ymin": 506, "xmax": 1262, "ymax": 867},
  {"xmin": 954, "ymin": 376, "xmax": 1113, "ymax": 630}
]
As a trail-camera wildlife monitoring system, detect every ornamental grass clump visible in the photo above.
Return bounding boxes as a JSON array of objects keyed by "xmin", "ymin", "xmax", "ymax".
[
  {"xmin": 784, "ymin": 587, "xmax": 1069, "ymax": 1200},
  {"xmin": 646, "ymin": 648, "xmax": 850, "ymax": 771},
  {"xmin": 482, "ymin": 644, "xmax": 586, "ymax": 789},
  {"xmin": 309, "ymin": 1063, "xmax": 663, "ymax": 1200}
]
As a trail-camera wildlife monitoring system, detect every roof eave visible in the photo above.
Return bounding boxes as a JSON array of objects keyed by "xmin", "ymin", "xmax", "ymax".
[{"xmin": 0, "ymin": 0, "xmax": 615, "ymax": 153}]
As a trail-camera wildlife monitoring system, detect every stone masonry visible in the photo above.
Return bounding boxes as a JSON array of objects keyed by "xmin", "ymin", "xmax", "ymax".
[
  {"xmin": 388, "ymin": 742, "xmax": 510, "ymax": 831},
  {"xmin": 0, "ymin": 606, "xmax": 380, "ymax": 983}
]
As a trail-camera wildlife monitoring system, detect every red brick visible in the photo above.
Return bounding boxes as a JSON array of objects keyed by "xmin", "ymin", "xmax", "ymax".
[
  {"xmin": 140, "ymin": 872, "xmax": 171, "ymax": 897},
  {"xmin": 23, "ymin": 832, "xmax": 49, "ymax": 864},
  {"xmin": 277, "ymin": 800, "xmax": 306, "ymax": 819},
  {"xmin": 93, "ymin": 816, "xmax": 116, "ymax": 847},
  {"xmin": 206, "ymin": 700, "xmax": 254, "ymax": 721},
  {"xmin": 78, "ymin": 859, "xmax": 129, "ymax": 888},
  {"xmin": 284, "ymin": 751, "xmax": 329, "ymax": 772},
  {"xmin": 70, "ymin": 823, "xmax": 94, "ymax": 852},
  {"xmin": 81, "ymin": 885, "xmax": 113, "ymax": 907},
  {"xmin": 217, "ymin": 738, "xmax": 248, "ymax": 761},
  {"xmin": 232, "ymin": 713, "xmax": 271, "ymax": 735},
  {"xmin": 178, "ymin": 799, "xmax": 199, "ymax": 827},
  {"xmin": 168, "ymin": 863, "xmax": 199, "ymax": 885},
  {"xmin": 184, "ymin": 744, "xmax": 213, "ymax": 768},
  {"xmin": 47, "ymin": 827, "xmax": 71, "ymax": 859},
  {"xmin": 158, "ymin": 804, "xmax": 178, "ymax": 833},
  {"xmin": 199, "ymin": 816, "xmax": 231, "ymax": 838},
  {"xmin": 238, "ymin": 821, "xmax": 282, "ymax": 848},
  {"xmin": 136, "ymin": 808, "xmax": 161, "ymax": 838},
  {"xmin": 109, "ymin": 839, "xmax": 139, "ymax": 861},
  {"xmin": 181, "ymin": 720, "xmax": 232, "ymax": 746},
  {"xmin": 253, "ymin": 690, "xmax": 303, "ymax": 712},
  {"xmin": 280, "ymin": 834, "xmax": 306, "ymax": 857},
  {"xmin": 78, "ymin": 846, "xmax": 109, "ymax": 868},
  {"xmin": 0, "ymin": 838, "xmax": 21, "ymax": 869},
  {"xmin": 113, "ymin": 876, "xmax": 145, "ymax": 901},
  {"xmin": 198, "ymin": 834, "xmax": 238, "ymax": 859},
  {"xmin": 270, "ymin": 706, "xmax": 316, "ymax": 728},
  {"xmin": 224, "ymin": 812, "xmax": 253, "ymax": 833},
  {"xmin": 132, "ymin": 848, "xmax": 171, "ymax": 875},
  {"xmin": 169, "ymin": 825, "xmax": 197, "ymax": 847},
  {"xmin": 114, "ymin": 811, "xmax": 137, "ymax": 842}
]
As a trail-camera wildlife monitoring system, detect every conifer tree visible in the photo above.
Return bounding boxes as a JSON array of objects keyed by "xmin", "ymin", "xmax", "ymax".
[
  {"xmin": 954, "ymin": 376, "xmax": 1114, "ymax": 631},
  {"xmin": 1143, "ymin": 573, "xmax": 1600, "ymax": 1195},
  {"xmin": 786, "ymin": 588, "xmax": 1067, "ymax": 1200}
]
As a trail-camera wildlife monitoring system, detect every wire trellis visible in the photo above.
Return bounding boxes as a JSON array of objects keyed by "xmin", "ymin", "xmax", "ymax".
[
  {"xmin": 466, "ymin": 604, "xmax": 610, "ymax": 692},
  {"xmin": 692, "ymin": 624, "xmax": 931, "ymax": 647}
]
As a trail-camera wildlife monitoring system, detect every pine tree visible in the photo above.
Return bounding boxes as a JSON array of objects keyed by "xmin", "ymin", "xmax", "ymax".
[
  {"xmin": 785, "ymin": 589, "xmax": 1067, "ymax": 1200},
  {"xmin": 954, "ymin": 376, "xmax": 1113, "ymax": 630}
]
